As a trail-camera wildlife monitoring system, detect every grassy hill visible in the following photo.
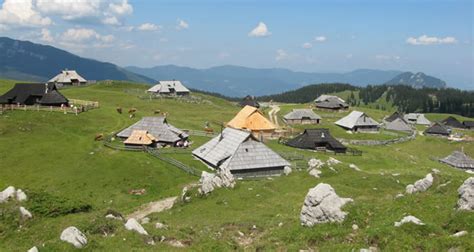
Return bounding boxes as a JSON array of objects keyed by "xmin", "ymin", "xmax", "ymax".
[{"xmin": 0, "ymin": 80, "xmax": 473, "ymax": 251}]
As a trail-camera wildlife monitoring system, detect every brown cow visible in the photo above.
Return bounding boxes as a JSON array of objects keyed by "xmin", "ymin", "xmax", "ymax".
[
  {"xmin": 95, "ymin": 133, "xmax": 104, "ymax": 141},
  {"xmin": 116, "ymin": 107, "xmax": 122, "ymax": 114}
]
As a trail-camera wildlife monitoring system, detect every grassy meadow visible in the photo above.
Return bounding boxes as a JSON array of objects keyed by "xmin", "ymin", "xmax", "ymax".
[{"xmin": 0, "ymin": 80, "xmax": 473, "ymax": 251}]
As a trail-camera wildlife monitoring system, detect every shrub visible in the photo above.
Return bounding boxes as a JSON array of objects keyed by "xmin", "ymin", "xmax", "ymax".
[{"xmin": 27, "ymin": 191, "xmax": 92, "ymax": 217}]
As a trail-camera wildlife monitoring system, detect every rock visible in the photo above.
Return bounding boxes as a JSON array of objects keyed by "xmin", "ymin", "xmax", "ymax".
[
  {"xmin": 155, "ymin": 222, "xmax": 168, "ymax": 229},
  {"xmin": 278, "ymin": 222, "xmax": 283, "ymax": 227},
  {"xmin": 217, "ymin": 167, "xmax": 236, "ymax": 188},
  {"xmin": 352, "ymin": 224, "xmax": 359, "ymax": 230},
  {"xmin": 283, "ymin": 166, "xmax": 292, "ymax": 175},
  {"xmin": 199, "ymin": 168, "xmax": 235, "ymax": 195},
  {"xmin": 105, "ymin": 210, "xmax": 123, "ymax": 221},
  {"xmin": 16, "ymin": 189, "xmax": 27, "ymax": 201},
  {"xmin": 125, "ymin": 218, "xmax": 148, "ymax": 235},
  {"xmin": 0, "ymin": 186, "xmax": 16, "ymax": 203},
  {"xmin": 141, "ymin": 217, "xmax": 150, "ymax": 224},
  {"xmin": 466, "ymin": 170, "xmax": 474, "ymax": 174},
  {"xmin": 360, "ymin": 247, "xmax": 378, "ymax": 252},
  {"xmin": 60, "ymin": 226, "xmax": 88, "ymax": 248},
  {"xmin": 308, "ymin": 168, "xmax": 322, "ymax": 178},
  {"xmin": 432, "ymin": 168, "xmax": 441, "ymax": 174},
  {"xmin": 180, "ymin": 187, "xmax": 190, "ymax": 202},
  {"xmin": 105, "ymin": 214, "xmax": 123, "ymax": 221},
  {"xmin": 451, "ymin": 230, "xmax": 468, "ymax": 237},
  {"xmin": 327, "ymin": 157, "xmax": 342, "ymax": 166},
  {"xmin": 394, "ymin": 215, "xmax": 424, "ymax": 227},
  {"xmin": 308, "ymin": 158, "xmax": 324, "ymax": 169},
  {"xmin": 406, "ymin": 173, "xmax": 433, "ymax": 194},
  {"xmin": 349, "ymin": 164, "xmax": 361, "ymax": 171},
  {"xmin": 457, "ymin": 177, "xmax": 474, "ymax": 211},
  {"xmin": 300, "ymin": 183, "xmax": 353, "ymax": 227},
  {"xmin": 395, "ymin": 193, "xmax": 404, "ymax": 199},
  {"xmin": 19, "ymin": 206, "xmax": 32, "ymax": 219},
  {"xmin": 27, "ymin": 246, "xmax": 39, "ymax": 252},
  {"xmin": 167, "ymin": 239, "xmax": 186, "ymax": 248}
]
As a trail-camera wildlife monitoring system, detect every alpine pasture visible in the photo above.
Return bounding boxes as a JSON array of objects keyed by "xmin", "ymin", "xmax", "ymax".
[{"xmin": 0, "ymin": 80, "xmax": 473, "ymax": 251}]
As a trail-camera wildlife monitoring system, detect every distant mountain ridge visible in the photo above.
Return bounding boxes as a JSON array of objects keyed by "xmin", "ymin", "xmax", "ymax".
[
  {"xmin": 126, "ymin": 65, "xmax": 405, "ymax": 96},
  {"xmin": 0, "ymin": 37, "xmax": 154, "ymax": 84},
  {"xmin": 385, "ymin": 72, "xmax": 447, "ymax": 89}
]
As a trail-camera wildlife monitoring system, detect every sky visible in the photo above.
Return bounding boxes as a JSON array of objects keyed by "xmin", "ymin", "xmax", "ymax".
[{"xmin": 0, "ymin": 0, "xmax": 472, "ymax": 88}]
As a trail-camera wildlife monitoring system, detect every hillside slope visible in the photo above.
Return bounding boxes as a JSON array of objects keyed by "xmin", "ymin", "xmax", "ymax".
[
  {"xmin": 0, "ymin": 37, "xmax": 154, "ymax": 83},
  {"xmin": 385, "ymin": 72, "xmax": 447, "ymax": 89}
]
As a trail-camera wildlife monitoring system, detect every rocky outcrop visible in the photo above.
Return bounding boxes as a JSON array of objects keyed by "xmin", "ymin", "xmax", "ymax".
[
  {"xmin": 16, "ymin": 189, "xmax": 27, "ymax": 201},
  {"xmin": 327, "ymin": 157, "xmax": 342, "ymax": 166},
  {"xmin": 125, "ymin": 218, "xmax": 148, "ymax": 235},
  {"xmin": 349, "ymin": 164, "xmax": 361, "ymax": 171},
  {"xmin": 406, "ymin": 173, "xmax": 433, "ymax": 194},
  {"xmin": 198, "ymin": 168, "xmax": 235, "ymax": 195},
  {"xmin": 283, "ymin": 166, "xmax": 292, "ymax": 175},
  {"xmin": 394, "ymin": 215, "xmax": 424, "ymax": 227},
  {"xmin": 60, "ymin": 226, "xmax": 88, "ymax": 248},
  {"xmin": 19, "ymin": 206, "xmax": 32, "ymax": 219},
  {"xmin": 0, "ymin": 186, "xmax": 16, "ymax": 203},
  {"xmin": 307, "ymin": 159, "xmax": 324, "ymax": 178},
  {"xmin": 457, "ymin": 177, "xmax": 474, "ymax": 211},
  {"xmin": 27, "ymin": 246, "xmax": 39, "ymax": 252},
  {"xmin": 300, "ymin": 183, "xmax": 353, "ymax": 227}
]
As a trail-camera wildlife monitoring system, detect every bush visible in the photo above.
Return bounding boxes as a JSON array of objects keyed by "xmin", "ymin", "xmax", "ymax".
[{"xmin": 27, "ymin": 191, "xmax": 92, "ymax": 217}]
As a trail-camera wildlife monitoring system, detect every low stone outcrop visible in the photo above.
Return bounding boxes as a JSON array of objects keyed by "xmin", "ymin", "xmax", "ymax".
[
  {"xmin": 60, "ymin": 226, "xmax": 88, "ymax": 248},
  {"xmin": 27, "ymin": 246, "xmax": 39, "ymax": 252},
  {"xmin": 457, "ymin": 177, "xmax": 474, "ymax": 211},
  {"xmin": 283, "ymin": 166, "xmax": 292, "ymax": 175},
  {"xmin": 300, "ymin": 183, "xmax": 353, "ymax": 227},
  {"xmin": 327, "ymin": 157, "xmax": 342, "ymax": 166},
  {"xmin": 406, "ymin": 173, "xmax": 433, "ymax": 194},
  {"xmin": 349, "ymin": 164, "xmax": 361, "ymax": 171},
  {"xmin": 125, "ymin": 218, "xmax": 148, "ymax": 235},
  {"xmin": 199, "ymin": 168, "xmax": 236, "ymax": 195},
  {"xmin": 16, "ymin": 189, "xmax": 27, "ymax": 201},
  {"xmin": 0, "ymin": 186, "xmax": 16, "ymax": 203},
  {"xmin": 394, "ymin": 215, "xmax": 424, "ymax": 227},
  {"xmin": 19, "ymin": 206, "xmax": 32, "ymax": 219}
]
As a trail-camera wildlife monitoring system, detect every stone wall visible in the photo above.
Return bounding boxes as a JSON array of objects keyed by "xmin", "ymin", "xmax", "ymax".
[{"xmin": 338, "ymin": 131, "xmax": 416, "ymax": 146}]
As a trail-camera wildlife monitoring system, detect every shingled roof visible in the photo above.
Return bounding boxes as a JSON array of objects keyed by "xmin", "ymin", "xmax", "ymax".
[
  {"xmin": 385, "ymin": 111, "xmax": 403, "ymax": 122},
  {"xmin": 314, "ymin": 95, "xmax": 349, "ymax": 109},
  {"xmin": 124, "ymin": 130, "xmax": 157, "ymax": 145},
  {"xmin": 286, "ymin": 128, "xmax": 346, "ymax": 153},
  {"xmin": 283, "ymin": 109, "xmax": 321, "ymax": 121},
  {"xmin": 385, "ymin": 117, "xmax": 412, "ymax": 132},
  {"xmin": 117, "ymin": 117, "xmax": 188, "ymax": 144},
  {"xmin": 440, "ymin": 151, "xmax": 474, "ymax": 169},
  {"xmin": 239, "ymin": 95, "xmax": 260, "ymax": 108},
  {"xmin": 192, "ymin": 127, "xmax": 289, "ymax": 172},
  {"xmin": 404, "ymin": 113, "xmax": 431, "ymax": 125},
  {"xmin": 0, "ymin": 83, "xmax": 68, "ymax": 106},
  {"xmin": 424, "ymin": 122, "xmax": 450, "ymax": 136},
  {"xmin": 227, "ymin": 105, "xmax": 276, "ymax": 131},
  {"xmin": 441, "ymin": 116, "xmax": 465, "ymax": 129},
  {"xmin": 335, "ymin": 111, "xmax": 379, "ymax": 130},
  {"xmin": 48, "ymin": 70, "xmax": 87, "ymax": 84},
  {"xmin": 147, "ymin": 80, "xmax": 190, "ymax": 94}
]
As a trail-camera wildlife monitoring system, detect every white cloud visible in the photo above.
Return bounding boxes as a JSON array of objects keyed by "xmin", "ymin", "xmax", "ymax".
[
  {"xmin": 40, "ymin": 28, "xmax": 53, "ymax": 42},
  {"xmin": 137, "ymin": 23, "xmax": 161, "ymax": 31},
  {"xmin": 375, "ymin": 54, "xmax": 400, "ymax": 61},
  {"xmin": 176, "ymin": 18, "xmax": 188, "ymax": 30},
  {"xmin": 102, "ymin": 16, "xmax": 120, "ymax": 25},
  {"xmin": 248, "ymin": 22, "xmax": 271, "ymax": 37},
  {"xmin": 346, "ymin": 53, "xmax": 353, "ymax": 59},
  {"xmin": 302, "ymin": 42, "xmax": 312, "ymax": 49},
  {"xmin": 275, "ymin": 49, "xmax": 288, "ymax": 61},
  {"xmin": 61, "ymin": 28, "xmax": 115, "ymax": 43},
  {"xmin": 314, "ymin": 36, "xmax": 327, "ymax": 42},
  {"xmin": 0, "ymin": 0, "xmax": 52, "ymax": 27},
  {"xmin": 406, "ymin": 35, "xmax": 457, "ymax": 45},
  {"xmin": 36, "ymin": 0, "xmax": 101, "ymax": 20},
  {"xmin": 107, "ymin": 0, "xmax": 133, "ymax": 16}
]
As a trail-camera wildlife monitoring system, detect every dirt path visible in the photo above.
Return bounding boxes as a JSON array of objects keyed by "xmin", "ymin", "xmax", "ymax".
[
  {"xmin": 268, "ymin": 105, "xmax": 280, "ymax": 127},
  {"xmin": 127, "ymin": 196, "xmax": 178, "ymax": 220}
]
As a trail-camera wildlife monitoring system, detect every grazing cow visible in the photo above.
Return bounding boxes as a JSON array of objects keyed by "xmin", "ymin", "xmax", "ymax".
[
  {"xmin": 95, "ymin": 133, "xmax": 104, "ymax": 141},
  {"xmin": 128, "ymin": 189, "xmax": 146, "ymax": 195},
  {"xmin": 128, "ymin": 108, "xmax": 137, "ymax": 114},
  {"xmin": 204, "ymin": 127, "xmax": 214, "ymax": 135},
  {"xmin": 116, "ymin": 107, "xmax": 122, "ymax": 114},
  {"xmin": 154, "ymin": 109, "xmax": 161, "ymax": 114}
]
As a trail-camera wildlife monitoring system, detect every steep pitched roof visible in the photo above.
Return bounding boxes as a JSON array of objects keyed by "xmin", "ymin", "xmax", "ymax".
[
  {"xmin": 0, "ymin": 83, "xmax": 67, "ymax": 105},
  {"xmin": 404, "ymin": 113, "xmax": 431, "ymax": 125},
  {"xmin": 117, "ymin": 117, "xmax": 188, "ymax": 143},
  {"xmin": 123, "ymin": 130, "xmax": 157, "ymax": 145},
  {"xmin": 227, "ymin": 105, "xmax": 276, "ymax": 131},
  {"xmin": 385, "ymin": 111, "xmax": 403, "ymax": 122},
  {"xmin": 315, "ymin": 95, "xmax": 346, "ymax": 103},
  {"xmin": 48, "ymin": 70, "xmax": 87, "ymax": 83},
  {"xmin": 385, "ymin": 117, "xmax": 412, "ymax": 132},
  {"xmin": 441, "ymin": 116, "xmax": 465, "ymax": 129},
  {"xmin": 239, "ymin": 95, "xmax": 260, "ymax": 108},
  {"xmin": 192, "ymin": 127, "xmax": 289, "ymax": 171},
  {"xmin": 335, "ymin": 111, "xmax": 379, "ymax": 129},
  {"xmin": 283, "ymin": 109, "xmax": 321, "ymax": 120},
  {"xmin": 440, "ymin": 151, "xmax": 474, "ymax": 169},
  {"xmin": 314, "ymin": 95, "xmax": 348, "ymax": 109},
  {"xmin": 286, "ymin": 128, "xmax": 346, "ymax": 151},
  {"xmin": 147, "ymin": 80, "xmax": 190, "ymax": 93},
  {"xmin": 424, "ymin": 122, "xmax": 450, "ymax": 136},
  {"xmin": 463, "ymin": 121, "xmax": 474, "ymax": 128}
]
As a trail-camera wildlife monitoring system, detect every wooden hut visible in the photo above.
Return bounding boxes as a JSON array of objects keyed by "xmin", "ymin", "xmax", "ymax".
[
  {"xmin": 226, "ymin": 105, "xmax": 276, "ymax": 139},
  {"xmin": 463, "ymin": 121, "xmax": 474, "ymax": 129},
  {"xmin": 439, "ymin": 151, "xmax": 474, "ymax": 169},
  {"xmin": 314, "ymin": 95, "xmax": 349, "ymax": 111},
  {"xmin": 123, "ymin": 130, "xmax": 157, "ymax": 147},
  {"xmin": 192, "ymin": 127, "xmax": 290, "ymax": 178},
  {"xmin": 239, "ymin": 95, "xmax": 260, "ymax": 108},
  {"xmin": 384, "ymin": 117, "xmax": 412, "ymax": 132},
  {"xmin": 283, "ymin": 109, "xmax": 321, "ymax": 125},
  {"xmin": 404, "ymin": 113, "xmax": 431, "ymax": 125},
  {"xmin": 0, "ymin": 83, "xmax": 68, "ymax": 106},
  {"xmin": 441, "ymin": 116, "xmax": 465, "ymax": 129},
  {"xmin": 424, "ymin": 122, "xmax": 450, "ymax": 136},
  {"xmin": 335, "ymin": 111, "xmax": 379, "ymax": 132},
  {"xmin": 286, "ymin": 129, "xmax": 347, "ymax": 153},
  {"xmin": 147, "ymin": 80, "xmax": 190, "ymax": 96},
  {"xmin": 48, "ymin": 70, "xmax": 87, "ymax": 87}
]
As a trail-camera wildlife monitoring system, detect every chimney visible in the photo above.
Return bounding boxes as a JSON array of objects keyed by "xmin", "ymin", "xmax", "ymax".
[{"xmin": 45, "ymin": 83, "xmax": 48, "ymax": 94}]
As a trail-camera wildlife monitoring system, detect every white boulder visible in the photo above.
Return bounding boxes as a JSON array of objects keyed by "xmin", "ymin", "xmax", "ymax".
[
  {"xmin": 217, "ymin": 167, "xmax": 236, "ymax": 188},
  {"xmin": 19, "ymin": 206, "xmax": 32, "ymax": 219},
  {"xmin": 0, "ymin": 186, "xmax": 16, "ymax": 203},
  {"xmin": 457, "ymin": 177, "xmax": 474, "ymax": 211},
  {"xmin": 141, "ymin": 217, "xmax": 150, "ymax": 224},
  {"xmin": 406, "ymin": 173, "xmax": 433, "ymax": 194},
  {"xmin": 283, "ymin": 166, "xmax": 292, "ymax": 175},
  {"xmin": 394, "ymin": 215, "xmax": 424, "ymax": 227},
  {"xmin": 300, "ymin": 183, "xmax": 353, "ymax": 227},
  {"xmin": 16, "ymin": 189, "xmax": 27, "ymax": 201},
  {"xmin": 27, "ymin": 246, "xmax": 39, "ymax": 252},
  {"xmin": 308, "ymin": 168, "xmax": 322, "ymax": 178},
  {"xmin": 125, "ymin": 218, "xmax": 148, "ymax": 235},
  {"xmin": 155, "ymin": 222, "xmax": 168, "ymax": 229},
  {"xmin": 451, "ymin": 230, "xmax": 468, "ymax": 237},
  {"xmin": 349, "ymin": 164, "xmax": 361, "ymax": 171},
  {"xmin": 60, "ymin": 226, "xmax": 88, "ymax": 248},
  {"xmin": 308, "ymin": 158, "xmax": 324, "ymax": 169},
  {"xmin": 199, "ymin": 169, "xmax": 235, "ymax": 195},
  {"xmin": 327, "ymin": 157, "xmax": 342, "ymax": 166}
]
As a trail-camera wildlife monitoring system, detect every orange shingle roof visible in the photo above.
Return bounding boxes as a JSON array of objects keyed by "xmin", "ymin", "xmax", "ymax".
[
  {"xmin": 226, "ymin": 105, "xmax": 276, "ymax": 131},
  {"xmin": 124, "ymin": 130, "xmax": 157, "ymax": 145}
]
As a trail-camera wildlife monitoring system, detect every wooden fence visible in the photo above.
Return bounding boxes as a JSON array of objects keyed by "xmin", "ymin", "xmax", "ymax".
[{"xmin": 0, "ymin": 99, "xmax": 99, "ymax": 115}]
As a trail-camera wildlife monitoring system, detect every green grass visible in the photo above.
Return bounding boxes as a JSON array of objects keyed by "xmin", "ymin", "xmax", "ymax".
[{"xmin": 0, "ymin": 80, "xmax": 473, "ymax": 251}]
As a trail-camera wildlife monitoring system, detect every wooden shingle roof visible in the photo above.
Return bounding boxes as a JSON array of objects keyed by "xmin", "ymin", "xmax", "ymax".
[{"xmin": 227, "ymin": 105, "xmax": 276, "ymax": 131}]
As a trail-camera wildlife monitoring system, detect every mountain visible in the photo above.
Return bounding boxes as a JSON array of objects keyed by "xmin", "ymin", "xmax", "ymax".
[
  {"xmin": 0, "ymin": 37, "xmax": 154, "ymax": 83},
  {"xmin": 384, "ymin": 72, "xmax": 447, "ymax": 89},
  {"xmin": 126, "ymin": 65, "xmax": 404, "ymax": 97}
]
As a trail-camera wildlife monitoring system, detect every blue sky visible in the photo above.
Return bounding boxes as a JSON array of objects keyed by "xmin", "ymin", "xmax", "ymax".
[{"xmin": 0, "ymin": 0, "xmax": 472, "ymax": 88}]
